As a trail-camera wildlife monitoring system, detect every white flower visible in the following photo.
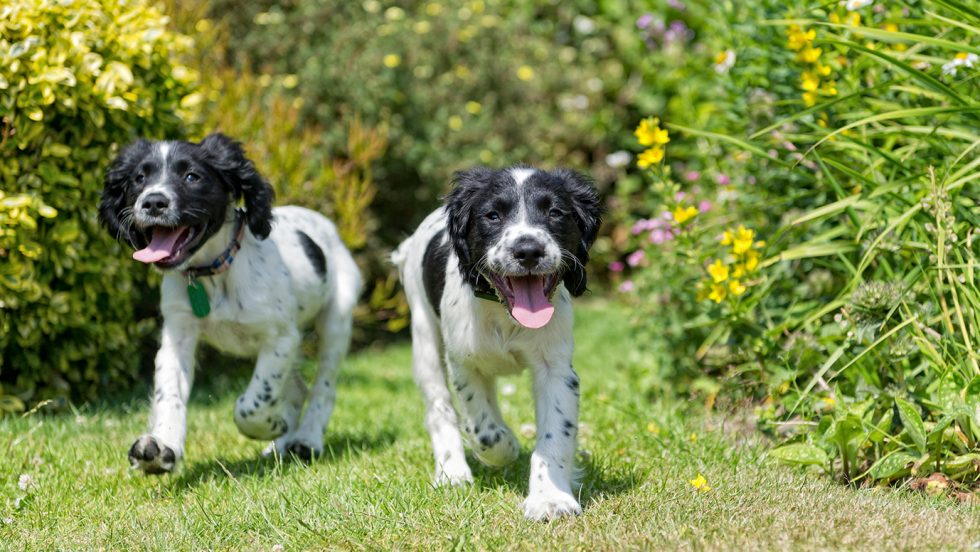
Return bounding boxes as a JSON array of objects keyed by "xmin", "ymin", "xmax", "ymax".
[
  {"xmin": 1, "ymin": 517, "xmax": 12, "ymax": 525},
  {"xmin": 573, "ymin": 15, "xmax": 595, "ymax": 34},
  {"xmin": 17, "ymin": 474, "xmax": 34, "ymax": 492},
  {"xmin": 605, "ymin": 150, "xmax": 632, "ymax": 169},
  {"xmin": 942, "ymin": 53, "xmax": 978, "ymax": 77},
  {"xmin": 519, "ymin": 423, "xmax": 536, "ymax": 438},
  {"xmin": 500, "ymin": 382, "xmax": 517, "ymax": 396},
  {"xmin": 714, "ymin": 49, "xmax": 736, "ymax": 74},
  {"xmin": 845, "ymin": 0, "xmax": 873, "ymax": 10}
]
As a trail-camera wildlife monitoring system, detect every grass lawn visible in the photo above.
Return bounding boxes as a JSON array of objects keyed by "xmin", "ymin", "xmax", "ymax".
[{"xmin": 2, "ymin": 300, "xmax": 978, "ymax": 550}]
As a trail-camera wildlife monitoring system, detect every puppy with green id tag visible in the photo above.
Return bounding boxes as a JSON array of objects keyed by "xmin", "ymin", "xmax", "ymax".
[{"xmin": 100, "ymin": 133, "xmax": 362, "ymax": 473}]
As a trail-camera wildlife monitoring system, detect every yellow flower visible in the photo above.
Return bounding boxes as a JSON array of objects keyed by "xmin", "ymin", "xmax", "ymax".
[
  {"xmin": 846, "ymin": 12, "xmax": 861, "ymax": 27},
  {"xmin": 637, "ymin": 147, "xmax": 665, "ymax": 168},
  {"xmin": 383, "ymin": 54, "xmax": 401, "ymax": 68},
  {"xmin": 802, "ymin": 91, "xmax": 818, "ymax": 106},
  {"xmin": 821, "ymin": 80, "xmax": 838, "ymax": 96},
  {"xmin": 732, "ymin": 264, "xmax": 746, "ymax": 278},
  {"xmin": 744, "ymin": 250, "xmax": 760, "ymax": 272},
  {"xmin": 690, "ymin": 473, "xmax": 711, "ymax": 492},
  {"xmin": 448, "ymin": 115, "xmax": 463, "ymax": 130},
  {"xmin": 634, "ymin": 117, "xmax": 670, "ymax": 146},
  {"xmin": 882, "ymin": 23, "xmax": 898, "ymax": 33},
  {"xmin": 672, "ymin": 204, "xmax": 698, "ymax": 225},
  {"xmin": 800, "ymin": 71, "xmax": 820, "ymax": 91},
  {"xmin": 707, "ymin": 259, "xmax": 729, "ymax": 283},
  {"xmin": 646, "ymin": 422, "xmax": 660, "ymax": 435},
  {"xmin": 516, "ymin": 65, "xmax": 535, "ymax": 81},
  {"xmin": 829, "ymin": 12, "xmax": 841, "ymax": 24},
  {"xmin": 786, "ymin": 25, "xmax": 815, "ymax": 51},
  {"xmin": 413, "ymin": 20, "xmax": 432, "ymax": 34},
  {"xmin": 820, "ymin": 396, "xmax": 836, "ymax": 408},
  {"xmin": 689, "ymin": 433, "xmax": 698, "ymax": 442},
  {"xmin": 465, "ymin": 101, "xmax": 482, "ymax": 114},
  {"xmin": 708, "ymin": 283, "xmax": 727, "ymax": 303},
  {"xmin": 731, "ymin": 225, "xmax": 755, "ymax": 255},
  {"xmin": 796, "ymin": 46, "xmax": 822, "ymax": 64},
  {"xmin": 728, "ymin": 279, "xmax": 747, "ymax": 296},
  {"xmin": 815, "ymin": 63, "xmax": 832, "ymax": 76}
]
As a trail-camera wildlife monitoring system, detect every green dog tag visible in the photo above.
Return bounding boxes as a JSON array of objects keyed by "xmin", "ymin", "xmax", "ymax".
[{"xmin": 187, "ymin": 279, "xmax": 211, "ymax": 318}]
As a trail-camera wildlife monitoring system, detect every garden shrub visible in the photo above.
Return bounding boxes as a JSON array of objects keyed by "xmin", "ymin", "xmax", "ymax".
[
  {"xmin": 205, "ymin": 0, "xmax": 627, "ymax": 243},
  {"xmin": 613, "ymin": 0, "xmax": 980, "ymax": 488},
  {"xmin": 0, "ymin": 0, "xmax": 198, "ymax": 411}
]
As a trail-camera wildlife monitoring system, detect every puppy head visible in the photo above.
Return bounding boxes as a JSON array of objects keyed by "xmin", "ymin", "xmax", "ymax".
[
  {"xmin": 446, "ymin": 166, "xmax": 601, "ymax": 328},
  {"xmin": 99, "ymin": 133, "xmax": 275, "ymax": 269}
]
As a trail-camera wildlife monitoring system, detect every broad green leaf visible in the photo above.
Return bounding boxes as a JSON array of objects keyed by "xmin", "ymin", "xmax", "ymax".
[
  {"xmin": 896, "ymin": 398, "xmax": 927, "ymax": 453},
  {"xmin": 868, "ymin": 452, "xmax": 916, "ymax": 481},
  {"xmin": 770, "ymin": 444, "xmax": 829, "ymax": 467}
]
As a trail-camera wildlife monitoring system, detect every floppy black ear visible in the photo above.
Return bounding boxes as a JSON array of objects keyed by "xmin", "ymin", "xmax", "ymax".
[
  {"xmin": 100, "ymin": 139, "xmax": 152, "ymax": 248},
  {"xmin": 446, "ymin": 167, "xmax": 495, "ymax": 281},
  {"xmin": 199, "ymin": 133, "xmax": 275, "ymax": 239},
  {"xmin": 553, "ymin": 168, "xmax": 602, "ymax": 297}
]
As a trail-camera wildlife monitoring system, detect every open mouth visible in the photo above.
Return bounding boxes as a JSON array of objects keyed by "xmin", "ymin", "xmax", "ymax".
[
  {"xmin": 487, "ymin": 272, "xmax": 561, "ymax": 329},
  {"xmin": 132, "ymin": 224, "xmax": 206, "ymax": 268}
]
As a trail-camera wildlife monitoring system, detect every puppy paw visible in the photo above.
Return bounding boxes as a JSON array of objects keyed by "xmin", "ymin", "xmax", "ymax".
[
  {"xmin": 128, "ymin": 435, "xmax": 178, "ymax": 475},
  {"xmin": 434, "ymin": 458, "xmax": 473, "ymax": 487},
  {"xmin": 522, "ymin": 490, "xmax": 582, "ymax": 521},
  {"xmin": 472, "ymin": 427, "xmax": 520, "ymax": 468},
  {"xmin": 234, "ymin": 395, "xmax": 290, "ymax": 440},
  {"xmin": 262, "ymin": 433, "xmax": 324, "ymax": 462}
]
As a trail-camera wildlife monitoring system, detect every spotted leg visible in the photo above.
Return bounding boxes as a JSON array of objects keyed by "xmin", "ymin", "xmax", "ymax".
[
  {"xmin": 234, "ymin": 329, "xmax": 303, "ymax": 440},
  {"xmin": 129, "ymin": 316, "xmax": 199, "ymax": 474},
  {"xmin": 448, "ymin": 357, "xmax": 520, "ymax": 469},
  {"xmin": 522, "ymin": 356, "xmax": 582, "ymax": 521}
]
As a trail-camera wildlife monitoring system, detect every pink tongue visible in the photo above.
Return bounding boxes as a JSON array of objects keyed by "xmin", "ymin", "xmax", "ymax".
[
  {"xmin": 508, "ymin": 276, "xmax": 555, "ymax": 329},
  {"xmin": 132, "ymin": 227, "xmax": 187, "ymax": 263}
]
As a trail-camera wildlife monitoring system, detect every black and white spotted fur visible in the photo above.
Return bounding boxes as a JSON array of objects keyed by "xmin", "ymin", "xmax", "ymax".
[
  {"xmin": 100, "ymin": 133, "xmax": 362, "ymax": 473},
  {"xmin": 393, "ymin": 166, "xmax": 601, "ymax": 520}
]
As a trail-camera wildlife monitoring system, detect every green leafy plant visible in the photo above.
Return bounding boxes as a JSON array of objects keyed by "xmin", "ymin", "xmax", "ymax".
[{"xmin": 0, "ymin": 0, "xmax": 198, "ymax": 410}]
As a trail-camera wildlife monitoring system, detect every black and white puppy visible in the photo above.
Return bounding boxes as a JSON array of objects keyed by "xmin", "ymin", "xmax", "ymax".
[
  {"xmin": 393, "ymin": 166, "xmax": 601, "ymax": 520},
  {"xmin": 100, "ymin": 133, "xmax": 362, "ymax": 473}
]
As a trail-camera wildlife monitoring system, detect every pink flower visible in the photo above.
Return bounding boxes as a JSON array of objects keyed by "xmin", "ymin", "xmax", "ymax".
[
  {"xmin": 627, "ymin": 249, "xmax": 645, "ymax": 267},
  {"xmin": 661, "ymin": 210, "xmax": 674, "ymax": 220},
  {"xmin": 631, "ymin": 218, "xmax": 656, "ymax": 235},
  {"xmin": 783, "ymin": 141, "xmax": 797, "ymax": 152},
  {"xmin": 698, "ymin": 200, "xmax": 712, "ymax": 213},
  {"xmin": 650, "ymin": 228, "xmax": 674, "ymax": 244},
  {"xmin": 675, "ymin": 191, "xmax": 687, "ymax": 202},
  {"xmin": 618, "ymin": 280, "xmax": 635, "ymax": 293},
  {"xmin": 684, "ymin": 171, "xmax": 701, "ymax": 182},
  {"xmin": 608, "ymin": 261, "xmax": 625, "ymax": 273}
]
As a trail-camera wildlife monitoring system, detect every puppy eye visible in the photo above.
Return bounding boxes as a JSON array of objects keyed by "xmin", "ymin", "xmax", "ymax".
[
  {"xmin": 135, "ymin": 174, "xmax": 145, "ymax": 184},
  {"xmin": 549, "ymin": 208, "xmax": 564, "ymax": 218},
  {"xmin": 184, "ymin": 172, "xmax": 199, "ymax": 183},
  {"xmin": 485, "ymin": 211, "xmax": 501, "ymax": 222}
]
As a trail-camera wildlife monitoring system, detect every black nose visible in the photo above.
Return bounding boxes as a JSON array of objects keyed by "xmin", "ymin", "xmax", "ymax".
[
  {"xmin": 140, "ymin": 193, "xmax": 169, "ymax": 216},
  {"xmin": 512, "ymin": 238, "xmax": 545, "ymax": 269}
]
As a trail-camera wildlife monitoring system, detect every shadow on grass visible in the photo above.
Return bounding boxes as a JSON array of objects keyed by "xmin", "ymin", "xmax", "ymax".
[
  {"xmin": 468, "ymin": 448, "xmax": 641, "ymax": 504},
  {"xmin": 169, "ymin": 427, "xmax": 398, "ymax": 492}
]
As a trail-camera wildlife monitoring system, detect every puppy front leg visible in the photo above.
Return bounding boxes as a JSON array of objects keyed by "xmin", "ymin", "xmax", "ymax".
[
  {"xmin": 129, "ymin": 318, "xmax": 199, "ymax": 474},
  {"xmin": 447, "ymin": 356, "xmax": 520, "ymax": 469},
  {"xmin": 234, "ymin": 329, "xmax": 302, "ymax": 441},
  {"xmin": 523, "ymin": 359, "xmax": 582, "ymax": 521}
]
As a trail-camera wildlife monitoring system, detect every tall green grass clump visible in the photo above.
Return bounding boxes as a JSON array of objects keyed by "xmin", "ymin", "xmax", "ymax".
[{"xmin": 614, "ymin": 0, "xmax": 980, "ymax": 488}]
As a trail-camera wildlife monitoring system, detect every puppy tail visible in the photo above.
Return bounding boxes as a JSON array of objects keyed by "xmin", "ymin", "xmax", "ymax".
[{"xmin": 390, "ymin": 238, "xmax": 412, "ymax": 271}]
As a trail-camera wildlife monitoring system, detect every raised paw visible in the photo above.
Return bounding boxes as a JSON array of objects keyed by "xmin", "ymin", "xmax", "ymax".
[
  {"xmin": 472, "ymin": 426, "xmax": 520, "ymax": 468},
  {"xmin": 262, "ymin": 434, "xmax": 324, "ymax": 462},
  {"xmin": 128, "ymin": 435, "xmax": 178, "ymax": 475},
  {"xmin": 234, "ymin": 395, "xmax": 290, "ymax": 440},
  {"xmin": 522, "ymin": 490, "xmax": 582, "ymax": 521}
]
